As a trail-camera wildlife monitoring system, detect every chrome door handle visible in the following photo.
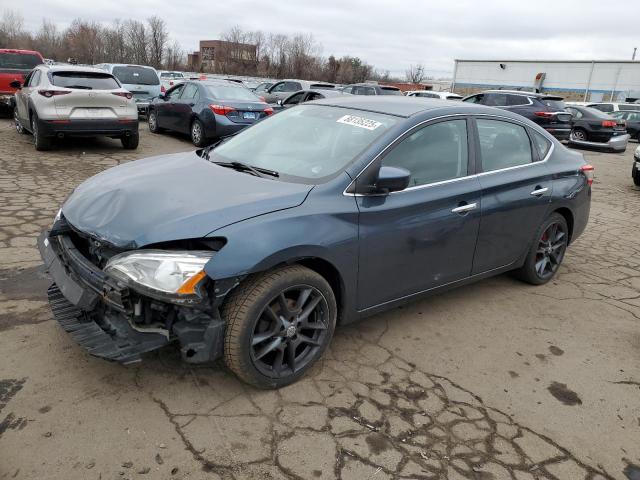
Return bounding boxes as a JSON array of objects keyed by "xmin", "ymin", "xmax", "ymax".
[
  {"xmin": 530, "ymin": 187, "xmax": 549, "ymax": 196},
  {"xmin": 451, "ymin": 202, "xmax": 478, "ymax": 214}
]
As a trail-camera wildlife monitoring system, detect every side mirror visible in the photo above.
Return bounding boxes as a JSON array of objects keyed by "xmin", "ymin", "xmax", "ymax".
[
  {"xmin": 276, "ymin": 99, "xmax": 283, "ymax": 106},
  {"xmin": 9, "ymin": 80, "xmax": 21, "ymax": 89},
  {"xmin": 375, "ymin": 166, "xmax": 411, "ymax": 193}
]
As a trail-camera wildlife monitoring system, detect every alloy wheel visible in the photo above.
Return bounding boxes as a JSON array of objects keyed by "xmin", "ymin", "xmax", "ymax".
[
  {"xmin": 250, "ymin": 285, "xmax": 329, "ymax": 377},
  {"xmin": 535, "ymin": 222, "xmax": 567, "ymax": 279},
  {"xmin": 148, "ymin": 112, "xmax": 157, "ymax": 131},
  {"xmin": 572, "ymin": 129, "xmax": 586, "ymax": 141},
  {"xmin": 191, "ymin": 122, "xmax": 202, "ymax": 144}
]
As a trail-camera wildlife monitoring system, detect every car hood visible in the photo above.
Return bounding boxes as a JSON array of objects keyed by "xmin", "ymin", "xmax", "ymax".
[{"xmin": 62, "ymin": 151, "xmax": 313, "ymax": 249}]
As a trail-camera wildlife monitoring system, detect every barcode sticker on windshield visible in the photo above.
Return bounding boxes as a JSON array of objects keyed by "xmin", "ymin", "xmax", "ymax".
[{"xmin": 337, "ymin": 115, "xmax": 382, "ymax": 130}]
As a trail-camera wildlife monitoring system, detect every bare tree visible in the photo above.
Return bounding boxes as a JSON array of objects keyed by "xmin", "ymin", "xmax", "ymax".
[
  {"xmin": 165, "ymin": 40, "xmax": 185, "ymax": 70},
  {"xmin": 33, "ymin": 20, "xmax": 63, "ymax": 59},
  {"xmin": 123, "ymin": 20, "xmax": 148, "ymax": 65},
  {"xmin": 0, "ymin": 10, "xmax": 29, "ymax": 48},
  {"xmin": 147, "ymin": 16, "xmax": 167, "ymax": 68},
  {"xmin": 65, "ymin": 19, "xmax": 103, "ymax": 64},
  {"xmin": 405, "ymin": 63, "xmax": 426, "ymax": 84}
]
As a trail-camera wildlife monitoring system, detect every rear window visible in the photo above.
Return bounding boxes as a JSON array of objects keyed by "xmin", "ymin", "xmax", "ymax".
[
  {"xmin": 51, "ymin": 72, "xmax": 120, "ymax": 90},
  {"xmin": 160, "ymin": 72, "xmax": 183, "ymax": 79},
  {"xmin": 310, "ymin": 84, "xmax": 335, "ymax": 90},
  {"xmin": 112, "ymin": 66, "xmax": 159, "ymax": 86},
  {"xmin": 541, "ymin": 98, "xmax": 566, "ymax": 110},
  {"xmin": 0, "ymin": 52, "xmax": 42, "ymax": 70},
  {"xmin": 619, "ymin": 104, "xmax": 640, "ymax": 111},
  {"xmin": 380, "ymin": 87, "xmax": 402, "ymax": 96},
  {"xmin": 583, "ymin": 107, "xmax": 615, "ymax": 119},
  {"xmin": 205, "ymin": 85, "xmax": 260, "ymax": 101}
]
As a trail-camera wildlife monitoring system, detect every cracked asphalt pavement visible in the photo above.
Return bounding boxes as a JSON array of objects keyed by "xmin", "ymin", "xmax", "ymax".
[{"xmin": 1, "ymin": 119, "xmax": 639, "ymax": 479}]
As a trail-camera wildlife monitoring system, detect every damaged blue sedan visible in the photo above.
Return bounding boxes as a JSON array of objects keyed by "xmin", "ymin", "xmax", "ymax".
[{"xmin": 38, "ymin": 96, "xmax": 592, "ymax": 388}]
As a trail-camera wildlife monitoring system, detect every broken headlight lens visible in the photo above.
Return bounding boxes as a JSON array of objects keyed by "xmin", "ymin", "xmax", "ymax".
[{"xmin": 104, "ymin": 250, "xmax": 213, "ymax": 296}]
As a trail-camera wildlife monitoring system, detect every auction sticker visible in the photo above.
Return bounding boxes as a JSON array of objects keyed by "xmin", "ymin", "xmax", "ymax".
[{"xmin": 337, "ymin": 114, "xmax": 382, "ymax": 130}]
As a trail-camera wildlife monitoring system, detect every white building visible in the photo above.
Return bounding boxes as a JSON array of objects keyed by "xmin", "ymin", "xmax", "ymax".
[{"xmin": 452, "ymin": 60, "xmax": 640, "ymax": 102}]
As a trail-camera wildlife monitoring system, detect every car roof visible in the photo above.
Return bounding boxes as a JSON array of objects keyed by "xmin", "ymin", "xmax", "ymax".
[
  {"xmin": 45, "ymin": 65, "xmax": 111, "ymax": 74},
  {"xmin": 304, "ymin": 89, "xmax": 347, "ymax": 97},
  {"xmin": 310, "ymin": 95, "xmax": 509, "ymax": 118},
  {"xmin": 200, "ymin": 80, "xmax": 247, "ymax": 88}
]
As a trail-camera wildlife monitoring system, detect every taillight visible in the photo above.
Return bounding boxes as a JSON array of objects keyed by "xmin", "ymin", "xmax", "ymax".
[
  {"xmin": 534, "ymin": 111, "xmax": 554, "ymax": 118},
  {"xmin": 169, "ymin": 81, "xmax": 174, "ymax": 86},
  {"xmin": 580, "ymin": 165, "xmax": 595, "ymax": 186},
  {"xmin": 209, "ymin": 104, "xmax": 235, "ymax": 115},
  {"xmin": 38, "ymin": 90, "xmax": 70, "ymax": 98},
  {"xmin": 259, "ymin": 96, "xmax": 266, "ymax": 102},
  {"xmin": 601, "ymin": 120, "xmax": 617, "ymax": 128},
  {"xmin": 264, "ymin": 107, "xmax": 274, "ymax": 116},
  {"xmin": 161, "ymin": 85, "xmax": 166, "ymax": 93},
  {"xmin": 112, "ymin": 92, "xmax": 133, "ymax": 100}
]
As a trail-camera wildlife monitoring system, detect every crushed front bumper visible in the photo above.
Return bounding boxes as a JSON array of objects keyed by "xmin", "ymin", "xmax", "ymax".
[
  {"xmin": 569, "ymin": 132, "xmax": 630, "ymax": 152},
  {"xmin": 38, "ymin": 231, "xmax": 169, "ymax": 364}
]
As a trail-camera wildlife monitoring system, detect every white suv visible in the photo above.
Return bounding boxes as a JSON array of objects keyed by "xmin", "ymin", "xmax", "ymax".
[{"xmin": 13, "ymin": 65, "xmax": 139, "ymax": 151}]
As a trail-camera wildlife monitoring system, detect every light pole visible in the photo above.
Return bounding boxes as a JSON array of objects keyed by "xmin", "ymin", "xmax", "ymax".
[{"xmin": 633, "ymin": 47, "xmax": 637, "ymax": 61}]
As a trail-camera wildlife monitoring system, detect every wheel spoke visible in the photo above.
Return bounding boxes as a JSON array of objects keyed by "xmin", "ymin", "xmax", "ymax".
[
  {"xmin": 301, "ymin": 319, "xmax": 327, "ymax": 330},
  {"xmin": 535, "ymin": 257, "xmax": 548, "ymax": 275},
  {"xmin": 298, "ymin": 334, "xmax": 321, "ymax": 346},
  {"xmin": 263, "ymin": 305, "xmax": 281, "ymax": 324},
  {"xmin": 295, "ymin": 288, "xmax": 313, "ymax": 312},
  {"xmin": 299, "ymin": 295, "xmax": 322, "ymax": 321},
  {"xmin": 278, "ymin": 293, "xmax": 291, "ymax": 315},
  {"xmin": 254, "ymin": 337, "xmax": 282, "ymax": 360},
  {"xmin": 252, "ymin": 331, "xmax": 276, "ymax": 346},
  {"xmin": 272, "ymin": 347, "xmax": 284, "ymax": 374},
  {"xmin": 551, "ymin": 241, "xmax": 564, "ymax": 251},
  {"xmin": 286, "ymin": 342, "xmax": 297, "ymax": 373}
]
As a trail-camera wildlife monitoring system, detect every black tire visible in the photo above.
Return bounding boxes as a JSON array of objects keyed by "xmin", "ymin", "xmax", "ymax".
[
  {"xmin": 148, "ymin": 110, "xmax": 162, "ymax": 133},
  {"xmin": 633, "ymin": 165, "xmax": 640, "ymax": 186},
  {"xmin": 571, "ymin": 128, "xmax": 588, "ymax": 142},
  {"xmin": 190, "ymin": 119, "xmax": 208, "ymax": 147},
  {"xmin": 515, "ymin": 213, "xmax": 569, "ymax": 285},
  {"xmin": 222, "ymin": 265, "xmax": 337, "ymax": 389},
  {"xmin": 121, "ymin": 133, "xmax": 139, "ymax": 149},
  {"xmin": 31, "ymin": 113, "xmax": 51, "ymax": 151}
]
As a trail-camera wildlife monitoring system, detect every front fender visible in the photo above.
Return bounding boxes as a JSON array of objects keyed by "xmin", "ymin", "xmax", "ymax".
[{"xmin": 203, "ymin": 191, "xmax": 359, "ymax": 319}]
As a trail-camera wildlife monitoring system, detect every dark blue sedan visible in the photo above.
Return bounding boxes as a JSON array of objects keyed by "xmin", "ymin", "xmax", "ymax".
[
  {"xmin": 147, "ymin": 80, "xmax": 273, "ymax": 146},
  {"xmin": 38, "ymin": 97, "xmax": 592, "ymax": 388}
]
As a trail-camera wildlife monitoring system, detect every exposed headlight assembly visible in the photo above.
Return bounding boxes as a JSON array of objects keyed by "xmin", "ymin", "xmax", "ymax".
[{"xmin": 105, "ymin": 250, "xmax": 214, "ymax": 302}]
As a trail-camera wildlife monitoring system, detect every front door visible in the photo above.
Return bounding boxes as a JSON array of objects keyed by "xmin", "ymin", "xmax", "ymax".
[
  {"xmin": 471, "ymin": 117, "xmax": 553, "ymax": 274},
  {"xmin": 155, "ymin": 83, "xmax": 184, "ymax": 131},
  {"xmin": 173, "ymin": 82, "xmax": 199, "ymax": 134},
  {"xmin": 356, "ymin": 118, "xmax": 482, "ymax": 310}
]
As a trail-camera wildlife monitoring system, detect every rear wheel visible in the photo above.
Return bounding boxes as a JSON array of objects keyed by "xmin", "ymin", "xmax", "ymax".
[
  {"xmin": 31, "ymin": 113, "xmax": 51, "ymax": 151},
  {"xmin": 190, "ymin": 119, "xmax": 208, "ymax": 147},
  {"xmin": 223, "ymin": 265, "xmax": 337, "ymax": 389},
  {"xmin": 148, "ymin": 110, "xmax": 162, "ymax": 133},
  {"xmin": 632, "ymin": 164, "xmax": 640, "ymax": 186},
  {"xmin": 121, "ymin": 133, "xmax": 139, "ymax": 149},
  {"xmin": 515, "ymin": 213, "xmax": 569, "ymax": 285},
  {"xmin": 571, "ymin": 128, "xmax": 588, "ymax": 141}
]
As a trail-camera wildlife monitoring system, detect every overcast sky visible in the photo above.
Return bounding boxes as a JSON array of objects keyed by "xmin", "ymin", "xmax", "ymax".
[{"xmin": 12, "ymin": 0, "xmax": 640, "ymax": 78}]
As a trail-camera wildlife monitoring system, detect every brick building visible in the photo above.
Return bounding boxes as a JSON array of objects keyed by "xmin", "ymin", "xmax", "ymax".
[{"xmin": 187, "ymin": 40, "xmax": 257, "ymax": 74}]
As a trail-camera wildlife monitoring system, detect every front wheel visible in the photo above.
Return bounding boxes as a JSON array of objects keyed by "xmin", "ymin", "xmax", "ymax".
[
  {"xmin": 148, "ymin": 110, "xmax": 162, "ymax": 133},
  {"xmin": 222, "ymin": 265, "xmax": 337, "ymax": 389},
  {"xmin": 632, "ymin": 164, "xmax": 640, "ymax": 186},
  {"xmin": 515, "ymin": 213, "xmax": 569, "ymax": 285}
]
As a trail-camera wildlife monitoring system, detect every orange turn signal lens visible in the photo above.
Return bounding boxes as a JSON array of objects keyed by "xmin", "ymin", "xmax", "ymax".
[{"xmin": 176, "ymin": 270, "xmax": 207, "ymax": 295}]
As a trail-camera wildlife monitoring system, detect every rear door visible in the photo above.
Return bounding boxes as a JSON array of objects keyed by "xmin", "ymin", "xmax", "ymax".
[
  {"xmin": 50, "ymin": 71, "xmax": 126, "ymax": 120},
  {"xmin": 356, "ymin": 118, "xmax": 482, "ymax": 309},
  {"xmin": 173, "ymin": 82, "xmax": 199, "ymax": 133},
  {"xmin": 472, "ymin": 117, "xmax": 553, "ymax": 274}
]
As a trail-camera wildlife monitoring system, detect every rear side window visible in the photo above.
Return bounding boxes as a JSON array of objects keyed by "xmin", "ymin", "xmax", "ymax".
[
  {"xmin": 619, "ymin": 104, "xmax": 640, "ymax": 111},
  {"xmin": 477, "ymin": 119, "xmax": 532, "ymax": 172},
  {"xmin": 531, "ymin": 130, "xmax": 552, "ymax": 160},
  {"xmin": 507, "ymin": 94, "xmax": 530, "ymax": 106},
  {"xmin": 382, "ymin": 119, "xmax": 468, "ymax": 187},
  {"xmin": 484, "ymin": 93, "xmax": 508, "ymax": 106},
  {"xmin": 590, "ymin": 103, "xmax": 613, "ymax": 113},
  {"xmin": 0, "ymin": 52, "xmax": 42, "ymax": 70},
  {"xmin": 51, "ymin": 72, "xmax": 120, "ymax": 90},
  {"xmin": 112, "ymin": 66, "xmax": 159, "ymax": 86},
  {"xmin": 541, "ymin": 98, "xmax": 566, "ymax": 110}
]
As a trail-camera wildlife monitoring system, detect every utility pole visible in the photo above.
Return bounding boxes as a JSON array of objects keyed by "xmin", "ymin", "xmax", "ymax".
[{"xmin": 633, "ymin": 47, "xmax": 637, "ymax": 61}]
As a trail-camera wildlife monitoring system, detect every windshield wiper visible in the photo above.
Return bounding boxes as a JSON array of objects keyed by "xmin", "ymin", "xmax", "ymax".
[{"xmin": 214, "ymin": 161, "xmax": 279, "ymax": 178}]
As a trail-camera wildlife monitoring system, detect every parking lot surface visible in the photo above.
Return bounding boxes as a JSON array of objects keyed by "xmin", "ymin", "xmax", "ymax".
[{"xmin": 1, "ymin": 120, "xmax": 639, "ymax": 480}]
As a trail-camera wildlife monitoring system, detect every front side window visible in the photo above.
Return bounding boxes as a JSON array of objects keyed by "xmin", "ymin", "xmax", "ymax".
[
  {"xmin": 180, "ymin": 83, "xmax": 199, "ymax": 100},
  {"xmin": 271, "ymin": 82, "xmax": 286, "ymax": 92},
  {"xmin": 463, "ymin": 94, "xmax": 484, "ymax": 104},
  {"xmin": 477, "ymin": 119, "xmax": 533, "ymax": 172},
  {"xmin": 51, "ymin": 72, "xmax": 120, "ymax": 90},
  {"xmin": 165, "ymin": 84, "xmax": 184, "ymax": 100},
  {"xmin": 484, "ymin": 93, "xmax": 508, "ymax": 107},
  {"xmin": 211, "ymin": 105, "xmax": 398, "ymax": 182},
  {"xmin": 382, "ymin": 119, "xmax": 468, "ymax": 187}
]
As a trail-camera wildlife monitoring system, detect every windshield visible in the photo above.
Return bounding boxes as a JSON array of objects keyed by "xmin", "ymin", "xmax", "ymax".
[
  {"xmin": 112, "ymin": 66, "xmax": 159, "ymax": 86},
  {"xmin": 542, "ymin": 98, "xmax": 566, "ymax": 110},
  {"xmin": 160, "ymin": 72, "xmax": 183, "ymax": 78},
  {"xmin": 0, "ymin": 52, "xmax": 42, "ymax": 70},
  {"xmin": 52, "ymin": 72, "xmax": 120, "ymax": 90},
  {"xmin": 205, "ymin": 85, "xmax": 261, "ymax": 101},
  {"xmin": 211, "ymin": 105, "xmax": 398, "ymax": 182}
]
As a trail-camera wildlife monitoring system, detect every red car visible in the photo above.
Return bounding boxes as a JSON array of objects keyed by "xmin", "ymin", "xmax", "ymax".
[{"xmin": 0, "ymin": 49, "xmax": 44, "ymax": 113}]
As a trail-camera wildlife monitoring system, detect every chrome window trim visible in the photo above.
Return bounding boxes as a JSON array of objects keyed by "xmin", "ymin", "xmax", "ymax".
[{"xmin": 343, "ymin": 113, "xmax": 554, "ymax": 197}]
